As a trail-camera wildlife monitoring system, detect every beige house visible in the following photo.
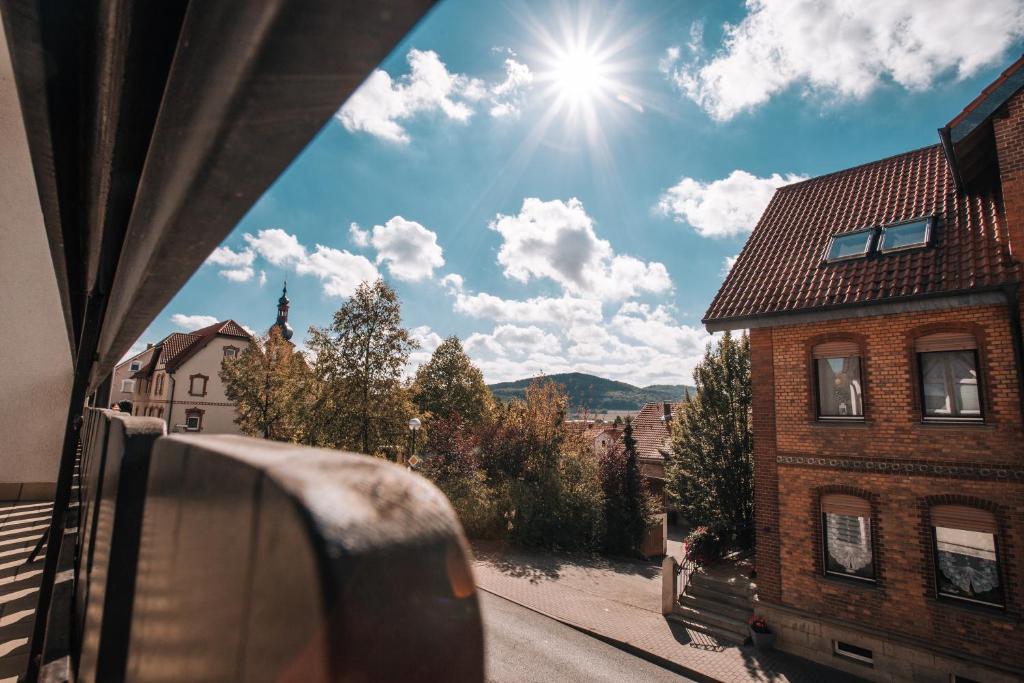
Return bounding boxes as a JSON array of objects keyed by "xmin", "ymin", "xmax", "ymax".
[{"xmin": 116, "ymin": 320, "xmax": 251, "ymax": 434}]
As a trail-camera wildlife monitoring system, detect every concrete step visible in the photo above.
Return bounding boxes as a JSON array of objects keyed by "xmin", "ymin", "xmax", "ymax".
[
  {"xmin": 687, "ymin": 581, "xmax": 755, "ymax": 611},
  {"xmin": 678, "ymin": 592, "xmax": 752, "ymax": 622},
  {"xmin": 689, "ymin": 571, "xmax": 755, "ymax": 599},
  {"xmin": 666, "ymin": 612, "xmax": 747, "ymax": 646},
  {"xmin": 672, "ymin": 602, "xmax": 749, "ymax": 639}
]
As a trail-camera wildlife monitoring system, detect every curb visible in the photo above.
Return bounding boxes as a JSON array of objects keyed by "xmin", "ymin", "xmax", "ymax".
[{"xmin": 476, "ymin": 585, "xmax": 724, "ymax": 683}]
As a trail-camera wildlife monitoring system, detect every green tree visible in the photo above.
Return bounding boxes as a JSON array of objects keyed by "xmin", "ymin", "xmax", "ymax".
[
  {"xmin": 666, "ymin": 332, "xmax": 753, "ymax": 545},
  {"xmin": 601, "ymin": 418, "xmax": 651, "ymax": 555},
  {"xmin": 412, "ymin": 336, "xmax": 495, "ymax": 425},
  {"xmin": 220, "ymin": 327, "xmax": 307, "ymax": 440},
  {"xmin": 308, "ymin": 279, "xmax": 418, "ymax": 456}
]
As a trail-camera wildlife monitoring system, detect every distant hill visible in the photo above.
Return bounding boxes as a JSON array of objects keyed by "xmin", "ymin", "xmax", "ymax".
[{"xmin": 488, "ymin": 372, "xmax": 693, "ymax": 411}]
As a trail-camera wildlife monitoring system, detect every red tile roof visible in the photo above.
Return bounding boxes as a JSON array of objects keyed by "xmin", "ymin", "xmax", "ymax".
[
  {"xmin": 618, "ymin": 402, "xmax": 680, "ymax": 462},
  {"xmin": 704, "ymin": 144, "xmax": 1018, "ymax": 326},
  {"xmin": 946, "ymin": 54, "xmax": 1024, "ymax": 131},
  {"xmin": 134, "ymin": 320, "xmax": 251, "ymax": 376}
]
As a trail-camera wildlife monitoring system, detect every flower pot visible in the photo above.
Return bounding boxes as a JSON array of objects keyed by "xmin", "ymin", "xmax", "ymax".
[{"xmin": 748, "ymin": 627, "xmax": 776, "ymax": 650}]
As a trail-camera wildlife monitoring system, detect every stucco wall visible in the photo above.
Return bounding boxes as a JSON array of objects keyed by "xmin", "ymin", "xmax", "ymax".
[{"xmin": 0, "ymin": 24, "xmax": 73, "ymax": 495}]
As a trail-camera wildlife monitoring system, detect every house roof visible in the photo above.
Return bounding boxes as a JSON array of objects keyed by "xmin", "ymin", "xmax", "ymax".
[
  {"xmin": 133, "ymin": 320, "xmax": 250, "ymax": 377},
  {"xmin": 945, "ymin": 54, "xmax": 1024, "ymax": 140},
  {"xmin": 620, "ymin": 402, "xmax": 680, "ymax": 462},
  {"xmin": 703, "ymin": 144, "xmax": 1017, "ymax": 327}
]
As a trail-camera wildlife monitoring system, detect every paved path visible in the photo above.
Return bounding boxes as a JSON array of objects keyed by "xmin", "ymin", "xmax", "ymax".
[
  {"xmin": 0, "ymin": 500, "xmax": 51, "ymax": 683},
  {"xmin": 472, "ymin": 542, "xmax": 866, "ymax": 683},
  {"xmin": 482, "ymin": 591, "xmax": 692, "ymax": 682}
]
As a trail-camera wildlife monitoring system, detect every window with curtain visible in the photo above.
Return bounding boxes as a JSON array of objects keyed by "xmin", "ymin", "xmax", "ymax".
[
  {"xmin": 821, "ymin": 494, "xmax": 874, "ymax": 581},
  {"xmin": 931, "ymin": 505, "xmax": 1003, "ymax": 607},
  {"xmin": 915, "ymin": 333, "xmax": 981, "ymax": 421},
  {"xmin": 813, "ymin": 341, "xmax": 863, "ymax": 418}
]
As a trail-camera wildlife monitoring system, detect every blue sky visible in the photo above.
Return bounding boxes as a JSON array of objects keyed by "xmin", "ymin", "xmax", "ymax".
[{"xmin": 134, "ymin": 0, "xmax": 1024, "ymax": 385}]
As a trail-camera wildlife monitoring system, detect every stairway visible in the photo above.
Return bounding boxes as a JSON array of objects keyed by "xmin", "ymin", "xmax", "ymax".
[{"xmin": 667, "ymin": 569, "xmax": 755, "ymax": 645}]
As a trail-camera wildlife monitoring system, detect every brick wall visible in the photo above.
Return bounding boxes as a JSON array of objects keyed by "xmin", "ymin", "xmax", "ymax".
[
  {"xmin": 777, "ymin": 466, "xmax": 1023, "ymax": 669},
  {"xmin": 773, "ymin": 305, "xmax": 1023, "ymax": 462},
  {"xmin": 994, "ymin": 88, "xmax": 1024, "ymax": 260},
  {"xmin": 755, "ymin": 303, "xmax": 1024, "ymax": 671},
  {"xmin": 750, "ymin": 328, "xmax": 781, "ymax": 602}
]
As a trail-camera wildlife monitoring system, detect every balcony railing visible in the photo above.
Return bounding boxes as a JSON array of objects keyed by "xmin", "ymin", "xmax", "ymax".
[{"xmin": 37, "ymin": 408, "xmax": 483, "ymax": 681}]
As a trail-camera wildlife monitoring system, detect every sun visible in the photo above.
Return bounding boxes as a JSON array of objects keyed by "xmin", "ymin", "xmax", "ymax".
[{"xmin": 549, "ymin": 46, "xmax": 610, "ymax": 105}]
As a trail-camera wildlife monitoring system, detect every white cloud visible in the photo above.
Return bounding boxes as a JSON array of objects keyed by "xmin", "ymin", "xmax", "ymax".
[
  {"xmin": 336, "ymin": 49, "xmax": 476, "ymax": 144},
  {"xmin": 349, "ymin": 222, "xmax": 370, "ymax": 248},
  {"xmin": 610, "ymin": 302, "xmax": 711, "ymax": 356},
  {"xmin": 119, "ymin": 341, "xmax": 148, "ymax": 365},
  {"xmin": 465, "ymin": 324, "xmax": 561, "ymax": 357},
  {"xmin": 243, "ymin": 229, "xmax": 307, "ymax": 265},
  {"xmin": 205, "ymin": 245, "xmax": 258, "ymax": 282},
  {"xmin": 489, "ymin": 56, "xmax": 533, "ymax": 117},
  {"xmin": 659, "ymin": 170, "xmax": 804, "ymax": 238},
  {"xmin": 489, "ymin": 197, "xmax": 672, "ymax": 300},
  {"xmin": 440, "ymin": 273, "xmax": 464, "ymax": 294},
  {"xmin": 666, "ymin": 0, "xmax": 1024, "ymax": 121},
  {"xmin": 370, "ymin": 216, "xmax": 445, "ymax": 282},
  {"xmin": 295, "ymin": 245, "xmax": 380, "ymax": 298},
  {"xmin": 206, "ymin": 246, "xmax": 254, "ymax": 268},
  {"xmin": 452, "ymin": 291, "xmax": 603, "ymax": 325},
  {"xmin": 258, "ymin": 270, "xmax": 267, "ymax": 287},
  {"xmin": 721, "ymin": 255, "xmax": 738, "ymax": 276},
  {"xmin": 171, "ymin": 314, "xmax": 219, "ymax": 331},
  {"xmin": 219, "ymin": 266, "xmax": 255, "ymax": 282},
  {"xmin": 336, "ymin": 49, "xmax": 534, "ymax": 143}
]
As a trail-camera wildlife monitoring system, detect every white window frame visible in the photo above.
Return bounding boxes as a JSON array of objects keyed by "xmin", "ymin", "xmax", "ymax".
[
  {"xmin": 877, "ymin": 216, "xmax": 932, "ymax": 253},
  {"xmin": 824, "ymin": 227, "xmax": 875, "ymax": 263},
  {"xmin": 833, "ymin": 640, "xmax": 873, "ymax": 665},
  {"xmin": 185, "ymin": 415, "xmax": 201, "ymax": 431},
  {"xmin": 120, "ymin": 379, "xmax": 135, "ymax": 393},
  {"xmin": 129, "ymin": 361, "xmax": 141, "ymax": 372}
]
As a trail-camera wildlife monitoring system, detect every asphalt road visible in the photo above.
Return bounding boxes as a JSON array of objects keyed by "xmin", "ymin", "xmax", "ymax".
[{"xmin": 480, "ymin": 591, "xmax": 694, "ymax": 682}]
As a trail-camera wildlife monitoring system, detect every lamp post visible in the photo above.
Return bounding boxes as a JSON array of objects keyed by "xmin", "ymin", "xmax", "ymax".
[{"xmin": 407, "ymin": 417, "xmax": 421, "ymax": 468}]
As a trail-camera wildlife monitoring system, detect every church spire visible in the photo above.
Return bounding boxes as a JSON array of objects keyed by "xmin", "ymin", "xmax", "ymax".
[{"xmin": 272, "ymin": 281, "xmax": 294, "ymax": 341}]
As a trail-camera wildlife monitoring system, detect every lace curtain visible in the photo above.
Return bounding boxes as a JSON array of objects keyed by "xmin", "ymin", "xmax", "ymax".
[
  {"xmin": 935, "ymin": 527, "xmax": 1000, "ymax": 598},
  {"xmin": 826, "ymin": 514, "xmax": 872, "ymax": 573}
]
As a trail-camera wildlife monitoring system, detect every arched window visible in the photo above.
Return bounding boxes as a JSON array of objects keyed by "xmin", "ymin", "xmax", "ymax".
[
  {"xmin": 930, "ymin": 505, "xmax": 1003, "ymax": 607},
  {"xmin": 915, "ymin": 333, "xmax": 982, "ymax": 421},
  {"xmin": 813, "ymin": 340, "xmax": 863, "ymax": 419},
  {"xmin": 189, "ymin": 373, "xmax": 209, "ymax": 396},
  {"xmin": 821, "ymin": 493, "xmax": 874, "ymax": 581}
]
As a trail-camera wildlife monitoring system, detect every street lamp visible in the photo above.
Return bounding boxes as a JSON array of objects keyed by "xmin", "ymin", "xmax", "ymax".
[{"xmin": 407, "ymin": 417, "xmax": 421, "ymax": 468}]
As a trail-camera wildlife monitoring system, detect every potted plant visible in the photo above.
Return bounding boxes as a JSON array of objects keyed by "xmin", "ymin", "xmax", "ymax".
[{"xmin": 748, "ymin": 615, "xmax": 776, "ymax": 650}]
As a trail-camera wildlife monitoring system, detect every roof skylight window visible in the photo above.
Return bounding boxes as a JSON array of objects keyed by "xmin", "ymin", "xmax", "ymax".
[
  {"xmin": 878, "ymin": 217, "xmax": 932, "ymax": 253},
  {"xmin": 825, "ymin": 228, "xmax": 874, "ymax": 263}
]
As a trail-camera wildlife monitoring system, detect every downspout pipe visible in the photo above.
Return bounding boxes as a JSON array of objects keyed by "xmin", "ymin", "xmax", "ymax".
[
  {"xmin": 1002, "ymin": 284, "xmax": 1024, "ymax": 428},
  {"xmin": 167, "ymin": 371, "xmax": 176, "ymax": 432}
]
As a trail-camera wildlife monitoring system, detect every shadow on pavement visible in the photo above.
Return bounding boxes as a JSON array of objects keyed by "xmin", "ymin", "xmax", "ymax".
[{"xmin": 471, "ymin": 540, "xmax": 660, "ymax": 584}]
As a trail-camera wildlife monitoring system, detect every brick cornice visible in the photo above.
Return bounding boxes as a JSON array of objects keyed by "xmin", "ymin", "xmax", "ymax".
[{"xmin": 777, "ymin": 454, "xmax": 1024, "ymax": 481}]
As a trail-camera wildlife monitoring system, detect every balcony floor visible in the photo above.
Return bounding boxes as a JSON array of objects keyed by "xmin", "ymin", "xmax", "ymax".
[{"xmin": 0, "ymin": 500, "xmax": 51, "ymax": 682}]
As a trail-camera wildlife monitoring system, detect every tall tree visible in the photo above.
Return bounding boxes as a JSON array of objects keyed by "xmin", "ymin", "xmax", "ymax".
[
  {"xmin": 309, "ymin": 279, "xmax": 418, "ymax": 456},
  {"xmin": 666, "ymin": 331, "xmax": 753, "ymax": 544},
  {"xmin": 601, "ymin": 418, "xmax": 650, "ymax": 555},
  {"xmin": 220, "ymin": 327, "xmax": 307, "ymax": 440},
  {"xmin": 413, "ymin": 336, "xmax": 494, "ymax": 425}
]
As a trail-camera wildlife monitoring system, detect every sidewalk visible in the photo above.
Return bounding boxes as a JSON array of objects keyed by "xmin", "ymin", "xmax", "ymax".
[{"xmin": 471, "ymin": 542, "xmax": 865, "ymax": 683}]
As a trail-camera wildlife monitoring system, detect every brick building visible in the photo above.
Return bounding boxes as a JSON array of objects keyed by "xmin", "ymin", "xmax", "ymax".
[{"xmin": 704, "ymin": 58, "xmax": 1024, "ymax": 682}]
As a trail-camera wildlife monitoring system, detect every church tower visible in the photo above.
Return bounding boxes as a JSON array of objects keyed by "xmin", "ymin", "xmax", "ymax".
[{"xmin": 271, "ymin": 281, "xmax": 294, "ymax": 341}]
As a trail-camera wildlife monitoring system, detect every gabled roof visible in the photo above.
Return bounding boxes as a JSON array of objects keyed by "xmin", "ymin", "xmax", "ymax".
[
  {"xmin": 704, "ymin": 144, "xmax": 1018, "ymax": 328},
  {"xmin": 619, "ymin": 402, "xmax": 680, "ymax": 462},
  {"xmin": 133, "ymin": 320, "xmax": 250, "ymax": 377},
  {"xmin": 941, "ymin": 55, "xmax": 1024, "ymax": 190}
]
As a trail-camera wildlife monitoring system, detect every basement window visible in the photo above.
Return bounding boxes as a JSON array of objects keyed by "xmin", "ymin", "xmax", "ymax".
[
  {"xmin": 833, "ymin": 640, "xmax": 873, "ymax": 665},
  {"xmin": 825, "ymin": 228, "xmax": 874, "ymax": 262},
  {"xmin": 878, "ymin": 217, "xmax": 932, "ymax": 253}
]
